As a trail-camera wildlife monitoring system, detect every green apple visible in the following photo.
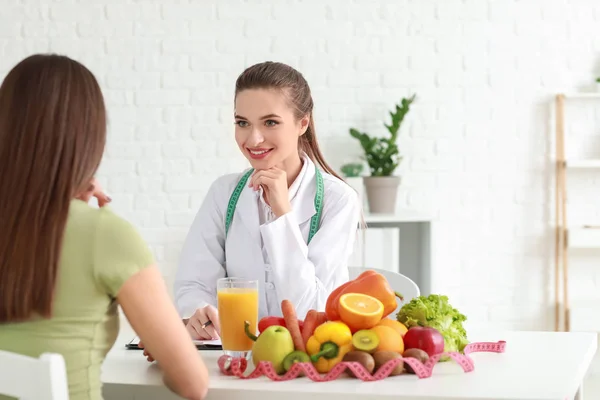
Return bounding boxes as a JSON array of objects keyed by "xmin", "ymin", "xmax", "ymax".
[{"xmin": 251, "ymin": 325, "xmax": 294, "ymax": 374}]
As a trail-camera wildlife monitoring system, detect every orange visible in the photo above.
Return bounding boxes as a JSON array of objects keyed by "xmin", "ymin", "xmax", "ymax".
[
  {"xmin": 338, "ymin": 293, "xmax": 384, "ymax": 331},
  {"xmin": 371, "ymin": 325, "xmax": 404, "ymax": 353},
  {"xmin": 377, "ymin": 318, "xmax": 408, "ymax": 338}
]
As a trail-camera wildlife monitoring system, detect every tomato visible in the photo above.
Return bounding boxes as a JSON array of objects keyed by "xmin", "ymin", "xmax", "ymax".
[
  {"xmin": 258, "ymin": 316, "xmax": 305, "ymax": 333},
  {"xmin": 258, "ymin": 316, "xmax": 285, "ymax": 333}
]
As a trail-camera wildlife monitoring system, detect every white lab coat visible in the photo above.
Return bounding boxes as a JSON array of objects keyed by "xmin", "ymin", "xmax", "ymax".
[{"xmin": 174, "ymin": 155, "xmax": 360, "ymax": 320}]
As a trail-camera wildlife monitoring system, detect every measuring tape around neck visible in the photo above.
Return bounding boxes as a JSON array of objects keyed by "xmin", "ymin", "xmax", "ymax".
[{"xmin": 224, "ymin": 165, "xmax": 324, "ymax": 244}]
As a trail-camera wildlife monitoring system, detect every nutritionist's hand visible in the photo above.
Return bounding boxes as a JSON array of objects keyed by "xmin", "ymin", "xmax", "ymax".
[
  {"xmin": 184, "ymin": 305, "xmax": 221, "ymax": 340},
  {"xmin": 248, "ymin": 167, "xmax": 291, "ymax": 218},
  {"xmin": 140, "ymin": 305, "xmax": 221, "ymax": 363}
]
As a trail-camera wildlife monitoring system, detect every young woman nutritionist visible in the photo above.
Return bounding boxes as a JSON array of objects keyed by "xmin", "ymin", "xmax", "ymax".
[{"xmin": 174, "ymin": 62, "xmax": 362, "ymax": 340}]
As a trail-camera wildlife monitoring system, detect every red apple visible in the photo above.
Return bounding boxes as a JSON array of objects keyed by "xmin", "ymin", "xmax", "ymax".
[{"xmin": 402, "ymin": 326, "xmax": 445, "ymax": 357}]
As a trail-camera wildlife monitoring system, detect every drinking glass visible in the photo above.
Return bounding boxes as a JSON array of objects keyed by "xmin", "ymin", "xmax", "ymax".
[{"xmin": 217, "ymin": 277, "xmax": 259, "ymax": 359}]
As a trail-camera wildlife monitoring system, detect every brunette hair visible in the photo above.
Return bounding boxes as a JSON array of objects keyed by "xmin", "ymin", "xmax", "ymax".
[
  {"xmin": 0, "ymin": 54, "xmax": 107, "ymax": 322},
  {"xmin": 234, "ymin": 61, "xmax": 344, "ymax": 182}
]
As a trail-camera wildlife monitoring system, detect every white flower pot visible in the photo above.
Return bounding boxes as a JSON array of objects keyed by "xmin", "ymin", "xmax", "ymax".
[
  {"xmin": 596, "ymin": 82, "xmax": 600, "ymax": 92},
  {"xmin": 364, "ymin": 176, "xmax": 401, "ymax": 214}
]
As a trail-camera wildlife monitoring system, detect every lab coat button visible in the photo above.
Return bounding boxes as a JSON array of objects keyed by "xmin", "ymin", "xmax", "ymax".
[{"xmin": 266, "ymin": 282, "xmax": 275, "ymax": 289}]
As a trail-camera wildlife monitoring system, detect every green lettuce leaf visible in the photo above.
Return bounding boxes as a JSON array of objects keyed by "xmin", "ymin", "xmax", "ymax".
[{"xmin": 396, "ymin": 294, "xmax": 468, "ymax": 361}]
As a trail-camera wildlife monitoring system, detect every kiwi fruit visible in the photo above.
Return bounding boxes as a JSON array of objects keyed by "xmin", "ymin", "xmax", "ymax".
[
  {"xmin": 282, "ymin": 351, "xmax": 311, "ymax": 374},
  {"xmin": 352, "ymin": 329, "xmax": 380, "ymax": 353},
  {"xmin": 373, "ymin": 351, "xmax": 404, "ymax": 376},
  {"xmin": 402, "ymin": 348, "xmax": 429, "ymax": 374},
  {"xmin": 342, "ymin": 351, "xmax": 375, "ymax": 378}
]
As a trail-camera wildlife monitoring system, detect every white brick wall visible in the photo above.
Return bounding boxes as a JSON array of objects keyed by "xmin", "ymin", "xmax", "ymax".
[{"xmin": 2, "ymin": 0, "xmax": 600, "ymax": 335}]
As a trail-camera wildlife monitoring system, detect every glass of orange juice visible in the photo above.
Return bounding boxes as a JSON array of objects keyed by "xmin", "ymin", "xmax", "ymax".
[{"xmin": 217, "ymin": 277, "xmax": 259, "ymax": 359}]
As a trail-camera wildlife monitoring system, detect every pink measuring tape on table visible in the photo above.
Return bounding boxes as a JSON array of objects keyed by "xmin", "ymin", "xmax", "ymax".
[{"xmin": 218, "ymin": 340, "xmax": 507, "ymax": 382}]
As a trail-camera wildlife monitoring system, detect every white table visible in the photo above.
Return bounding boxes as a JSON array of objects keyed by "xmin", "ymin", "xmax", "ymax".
[
  {"xmin": 101, "ymin": 322, "xmax": 597, "ymax": 400},
  {"xmin": 361, "ymin": 210, "xmax": 434, "ymax": 295}
]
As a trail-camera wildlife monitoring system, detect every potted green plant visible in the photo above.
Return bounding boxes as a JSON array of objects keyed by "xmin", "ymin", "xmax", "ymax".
[
  {"xmin": 340, "ymin": 161, "xmax": 365, "ymax": 206},
  {"xmin": 340, "ymin": 162, "xmax": 364, "ymax": 178},
  {"xmin": 596, "ymin": 77, "xmax": 600, "ymax": 92},
  {"xmin": 349, "ymin": 94, "xmax": 416, "ymax": 213}
]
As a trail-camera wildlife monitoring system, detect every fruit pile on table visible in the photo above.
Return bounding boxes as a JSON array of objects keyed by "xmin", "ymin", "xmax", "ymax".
[{"xmin": 244, "ymin": 270, "xmax": 469, "ymax": 378}]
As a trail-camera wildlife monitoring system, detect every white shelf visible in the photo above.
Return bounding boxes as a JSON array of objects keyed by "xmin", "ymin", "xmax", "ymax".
[
  {"xmin": 568, "ymin": 226, "xmax": 600, "ymax": 249},
  {"xmin": 566, "ymin": 159, "xmax": 600, "ymax": 168},
  {"xmin": 364, "ymin": 209, "xmax": 433, "ymax": 223},
  {"xmin": 569, "ymin": 306, "xmax": 600, "ymax": 332},
  {"xmin": 562, "ymin": 92, "xmax": 600, "ymax": 99}
]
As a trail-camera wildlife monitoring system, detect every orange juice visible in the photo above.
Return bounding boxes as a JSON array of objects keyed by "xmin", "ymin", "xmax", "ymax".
[{"xmin": 217, "ymin": 287, "xmax": 259, "ymax": 351}]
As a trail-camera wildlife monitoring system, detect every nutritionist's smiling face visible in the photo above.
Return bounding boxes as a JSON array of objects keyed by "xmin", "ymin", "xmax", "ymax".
[{"xmin": 234, "ymin": 88, "xmax": 308, "ymax": 171}]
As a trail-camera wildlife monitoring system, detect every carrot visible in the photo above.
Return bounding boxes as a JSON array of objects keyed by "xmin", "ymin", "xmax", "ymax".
[
  {"xmin": 316, "ymin": 311, "xmax": 328, "ymax": 326},
  {"xmin": 281, "ymin": 300, "xmax": 305, "ymax": 352},
  {"xmin": 301, "ymin": 309, "xmax": 318, "ymax": 345}
]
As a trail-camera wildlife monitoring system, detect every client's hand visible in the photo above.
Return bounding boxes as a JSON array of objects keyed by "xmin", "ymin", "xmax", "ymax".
[
  {"xmin": 185, "ymin": 305, "xmax": 221, "ymax": 340},
  {"xmin": 76, "ymin": 177, "xmax": 111, "ymax": 207},
  {"xmin": 138, "ymin": 341, "xmax": 155, "ymax": 363}
]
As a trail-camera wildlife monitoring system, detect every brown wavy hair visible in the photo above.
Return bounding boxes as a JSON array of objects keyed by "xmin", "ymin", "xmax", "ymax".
[
  {"xmin": 0, "ymin": 54, "xmax": 106, "ymax": 322},
  {"xmin": 234, "ymin": 61, "xmax": 344, "ymax": 182}
]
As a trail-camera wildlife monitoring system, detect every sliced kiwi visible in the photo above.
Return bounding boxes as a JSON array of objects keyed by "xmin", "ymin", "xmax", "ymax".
[
  {"xmin": 352, "ymin": 329, "xmax": 380, "ymax": 353},
  {"xmin": 343, "ymin": 351, "xmax": 375, "ymax": 378},
  {"xmin": 283, "ymin": 350, "xmax": 311, "ymax": 372}
]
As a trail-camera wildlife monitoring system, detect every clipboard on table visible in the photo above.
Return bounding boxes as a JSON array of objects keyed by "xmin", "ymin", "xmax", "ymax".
[{"xmin": 125, "ymin": 336, "xmax": 223, "ymax": 351}]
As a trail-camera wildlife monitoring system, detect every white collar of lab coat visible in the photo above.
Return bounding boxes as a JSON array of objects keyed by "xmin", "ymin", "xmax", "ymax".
[
  {"xmin": 236, "ymin": 152, "xmax": 318, "ymax": 243},
  {"xmin": 289, "ymin": 152, "xmax": 318, "ymax": 224}
]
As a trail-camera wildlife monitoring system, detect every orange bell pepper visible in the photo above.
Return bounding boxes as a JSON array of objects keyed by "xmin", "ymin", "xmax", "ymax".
[
  {"xmin": 323, "ymin": 272, "xmax": 373, "ymax": 320},
  {"xmin": 325, "ymin": 270, "xmax": 403, "ymax": 321}
]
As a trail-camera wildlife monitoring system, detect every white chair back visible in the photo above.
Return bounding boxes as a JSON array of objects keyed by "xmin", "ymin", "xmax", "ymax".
[
  {"xmin": 348, "ymin": 267, "xmax": 420, "ymax": 317},
  {"xmin": 0, "ymin": 351, "xmax": 69, "ymax": 400}
]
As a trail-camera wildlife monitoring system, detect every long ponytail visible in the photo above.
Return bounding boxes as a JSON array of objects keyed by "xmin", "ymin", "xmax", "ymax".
[
  {"xmin": 299, "ymin": 115, "xmax": 344, "ymax": 181},
  {"xmin": 301, "ymin": 115, "xmax": 367, "ymax": 229}
]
